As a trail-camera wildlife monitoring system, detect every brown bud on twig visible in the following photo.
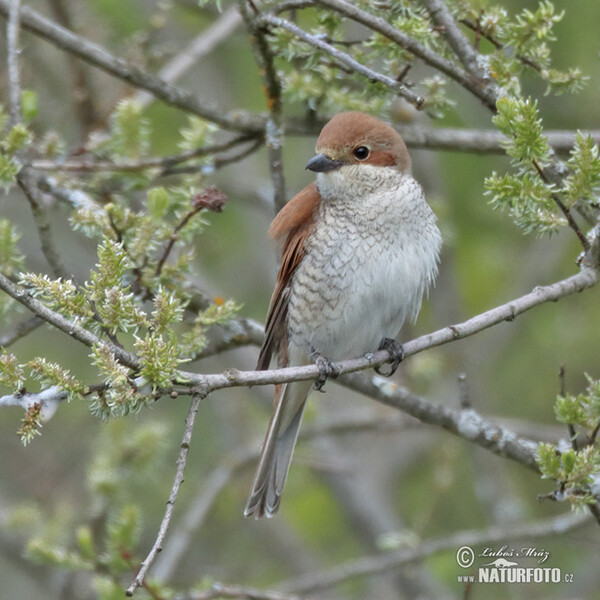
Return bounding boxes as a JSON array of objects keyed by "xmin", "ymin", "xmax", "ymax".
[{"xmin": 192, "ymin": 187, "xmax": 227, "ymax": 213}]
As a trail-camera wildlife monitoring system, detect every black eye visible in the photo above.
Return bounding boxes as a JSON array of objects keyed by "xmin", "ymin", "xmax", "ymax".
[{"xmin": 353, "ymin": 146, "xmax": 370, "ymax": 160}]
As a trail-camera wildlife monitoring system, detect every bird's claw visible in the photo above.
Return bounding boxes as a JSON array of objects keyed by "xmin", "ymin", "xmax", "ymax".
[
  {"xmin": 374, "ymin": 338, "xmax": 404, "ymax": 377},
  {"xmin": 311, "ymin": 351, "xmax": 339, "ymax": 392}
]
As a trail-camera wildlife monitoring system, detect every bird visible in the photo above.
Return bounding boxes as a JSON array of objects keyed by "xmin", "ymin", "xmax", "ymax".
[{"xmin": 244, "ymin": 111, "xmax": 442, "ymax": 518}]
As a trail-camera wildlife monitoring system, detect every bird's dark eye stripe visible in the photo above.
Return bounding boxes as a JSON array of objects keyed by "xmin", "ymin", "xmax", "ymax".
[{"xmin": 353, "ymin": 146, "xmax": 370, "ymax": 160}]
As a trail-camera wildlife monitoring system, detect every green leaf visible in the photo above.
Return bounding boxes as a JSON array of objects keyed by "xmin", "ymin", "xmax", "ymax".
[
  {"xmin": 147, "ymin": 187, "xmax": 170, "ymax": 219},
  {"xmin": 21, "ymin": 90, "xmax": 39, "ymax": 122}
]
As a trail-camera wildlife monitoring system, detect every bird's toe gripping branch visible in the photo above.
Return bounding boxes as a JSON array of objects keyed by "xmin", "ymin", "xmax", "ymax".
[
  {"xmin": 374, "ymin": 337, "xmax": 405, "ymax": 377},
  {"xmin": 310, "ymin": 350, "xmax": 340, "ymax": 392}
]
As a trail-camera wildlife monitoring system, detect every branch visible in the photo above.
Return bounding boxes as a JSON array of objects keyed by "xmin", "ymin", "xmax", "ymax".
[
  {"xmin": 176, "ymin": 266, "xmax": 598, "ymax": 393},
  {"xmin": 341, "ymin": 373, "xmax": 539, "ymax": 470},
  {"xmin": 134, "ymin": 5, "xmax": 243, "ymax": 109},
  {"xmin": 6, "ymin": 0, "xmax": 22, "ymax": 127},
  {"xmin": 192, "ymin": 583, "xmax": 303, "ymax": 600},
  {"xmin": 258, "ymin": 13, "xmax": 425, "ymax": 109},
  {"xmin": 29, "ymin": 134, "xmax": 259, "ymax": 173},
  {"xmin": 280, "ymin": 511, "xmax": 590, "ymax": 594},
  {"xmin": 397, "ymin": 126, "xmax": 600, "ymax": 155},
  {"xmin": 17, "ymin": 168, "xmax": 69, "ymax": 279},
  {"xmin": 47, "ymin": 0, "xmax": 99, "ymax": 134},
  {"xmin": 126, "ymin": 393, "xmax": 203, "ymax": 597},
  {"xmin": 0, "ymin": 315, "xmax": 42, "ymax": 347},
  {"xmin": 423, "ymin": 0, "xmax": 482, "ymax": 78},
  {"xmin": 306, "ymin": 0, "xmax": 496, "ymax": 111},
  {"xmin": 240, "ymin": 3, "xmax": 288, "ymax": 210},
  {"xmin": 0, "ymin": 272, "xmax": 140, "ymax": 370},
  {"xmin": 1, "ymin": 255, "xmax": 597, "ymax": 407},
  {"xmin": 0, "ymin": 0, "xmax": 265, "ymax": 134},
  {"xmin": 0, "ymin": 385, "xmax": 66, "ymax": 422}
]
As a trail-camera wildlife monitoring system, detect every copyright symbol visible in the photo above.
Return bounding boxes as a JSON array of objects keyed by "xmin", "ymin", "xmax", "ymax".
[{"xmin": 456, "ymin": 546, "xmax": 475, "ymax": 568}]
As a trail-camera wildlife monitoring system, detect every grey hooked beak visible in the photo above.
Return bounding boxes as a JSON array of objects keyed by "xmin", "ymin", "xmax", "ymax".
[{"xmin": 305, "ymin": 153, "xmax": 344, "ymax": 173}]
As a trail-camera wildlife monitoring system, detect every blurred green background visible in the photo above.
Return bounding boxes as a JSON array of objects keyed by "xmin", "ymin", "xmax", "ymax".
[{"xmin": 1, "ymin": 1, "xmax": 599, "ymax": 599}]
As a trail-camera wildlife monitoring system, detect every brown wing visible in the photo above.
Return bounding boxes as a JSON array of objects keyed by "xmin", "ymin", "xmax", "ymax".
[{"xmin": 256, "ymin": 182, "xmax": 321, "ymax": 371}]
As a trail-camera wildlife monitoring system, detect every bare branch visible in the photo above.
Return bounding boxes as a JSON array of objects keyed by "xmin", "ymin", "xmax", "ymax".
[
  {"xmin": 17, "ymin": 168, "xmax": 68, "ymax": 279},
  {"xmin": 30, "ymin": 134, "xmax": 259, "ymax": 173},
  {"xmin": 126, "ymin": 393, "xmax": 204, "ymax": 597},
  {"xmin": 0, "ymin": 0, "xmax": 265, "ymax": 134},
  {"xmin": 192, "ymin": 583, "xmax": 303, "ymax": 600},
  {"xmin": 1, "ymin": 257, "xmax": 597, "ymax": 404},
  {"xmin": 240, "ymin": 2, "xmax": 288, "ymax": 210},
  {"xmin": 0, "ymin": 315, "xmax": 43, "ymax": 347},
  {"xmin": 340, "ymin": 372, "xmax": 539, "ymax": 470},
  {"xmin": 258, "ymin": 13, "xmax": 425, "ymax": 109},
  {"xmin": 47, "ymin": 0, "xmax": 99, "ymax": 134},
  {"xmin": 134, "ymin": 6, "xmax": 243, "ymax": 109},
  {"xmin": 424, "ymin": 0, "xmax": 483, "ymax": 78},
  {"xmin": 6, "ymin": 0, "xmax": 22, "ymax": 127},
  {"xmin": 281, "ymin": 511, "xmax": 590, "ymax": 594},
  {"xmin": 397, "ymin": 126, "xmax": 600, "ymax": 154},
  {"xmin": 175, "ymin": 266, "xmax": 598, "ymax": 392}
]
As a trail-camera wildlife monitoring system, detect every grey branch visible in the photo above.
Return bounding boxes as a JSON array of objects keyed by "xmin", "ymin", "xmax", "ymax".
[
  {"xmin": 192, "ymin": 583, "xmax": 303, "ymax": 600},
  {"xmin": 0, "ymin": 386, "xmax": 66, "ymax": 422},
  {"xmin": 0, "ymin": 0, "xmax": 264, "ymax": 134},
  {"xmin": 0, "ymin": 272, "xmax": 140, "ymax": 370},
  {"xmin": 134, "ymin": 5, "xmax": 243, "ymax": 109},
  {"xmin": 259, "ymin": 13, "xmax": 425, "ymax": 108},
  {"xmin": 341, "ymin": 373, "xmax": 539, "ymax": 470},
  {"xmin": 176, "ymin": 266, "xmax": 598, "ymax": 392},
  {"xmin": 281, "ymin": 511, "xmax": 590, "ymax": 594},
  {"xmin": 424, "ymin": 0, "xmax": 483, "ymax": 78},
  {"xmin": 0, "ymin": 316, "xmax": 42, "ymax": 347},
  {"xmin": 0, "ymin": 258, "xmax": 597, "ymax": 403},
  {"xmin": 126, "ymin": 393, "xmax": 203, "ymax": 597},
  {"xmin": 6, "ymin": 0, "xmax": 22, "ymax": 127},
  {"xmin": 308, "ymin": 0, "xmax": 496, "ymax": 110},
  {"xmin": 17, "ymin": 168, "xmax": 68, "ymax": 279}
]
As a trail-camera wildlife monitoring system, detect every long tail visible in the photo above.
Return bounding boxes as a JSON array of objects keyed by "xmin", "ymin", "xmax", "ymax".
[{"xmin": 244, "ymin": 379, "xmax": 313, "ymax": 518}]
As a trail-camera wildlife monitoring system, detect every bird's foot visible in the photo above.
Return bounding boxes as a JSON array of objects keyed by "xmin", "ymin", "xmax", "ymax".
[
  {"xmin": 311, "ymin": 351, "xmax": 339, "ymax": 392},
  {"xmin": 374, "ymin": 338, "xmax": 404, "ymax": 377}
]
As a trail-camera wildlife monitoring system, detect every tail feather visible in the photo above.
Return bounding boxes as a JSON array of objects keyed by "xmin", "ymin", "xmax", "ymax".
[{"xmin": 244, "ymin": 380, "xmax": 312, "ymax": 518}]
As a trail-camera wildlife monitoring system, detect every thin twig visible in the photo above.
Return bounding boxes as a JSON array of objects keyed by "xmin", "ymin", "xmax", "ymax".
[
  {"xmin": 154, "ymin": 205, "xmax": 205, "ymax": 279},
  {"xmin": 6, "ymin": 0, "xmax": 22, "ymax": 127},
  {"xmin": 47, "ymin": 0, "xmax": 99, "ymax": 134},
  {"xmin": 240, "ymin": 2, "xmax": 287, "ymax": 210},
  {"xmin": 532, "ymin": 160, "xmax": 590, "ymax": 251},
  {"xmin": 424, "ymin": 0, "xmax": 483, "ymax": 78},
  {"xmin": 126, "ymin": 392, "xmax": 204, "ymax": 596},
  {"xmin": 280, "ymin": 511, "xmax": 590, "ymax": 594},
  {"xmin": 162, "ymin": 136, "xmax": 263, "ymax": 176},
  {"xmin": 192, "ymin": 583, "xmax": 303, "ymax": 600},
  {"xmin": 17, "ymin": 168, "xmax": 68, "ymax": 279},
  {"xmin": 134, "ymin": 6, "xmax": 243, "ymax": 109},
  {"xmin": 7, "ymin": 1, "xmax": 68, "ymax": 279},
  {"xmin": 0, "ymin": 315, "xmax": 43, "ymax": 347},
  {"xmin": 306, "ymin": 0, "xmax": 497, "ymax": 111},
  {"xmin": 0, "ymin": 272, "xmax": 140, "ymax": 370},
  {"xmin": 0, "ymin": 0, "xmax": 265, "ymax": 134},
  {"xmin": 258, "ymin": 13, "xmax": 425, "ymax": 109},
  {"xmin": 30, "ymin": 134, "xmax": 259, "ymax": 173}
]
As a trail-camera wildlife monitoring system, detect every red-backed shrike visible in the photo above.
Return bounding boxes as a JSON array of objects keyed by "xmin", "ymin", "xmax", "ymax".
[{"xmin": 245, "ymin": 112, "xmax": 441, "ymax": 518}]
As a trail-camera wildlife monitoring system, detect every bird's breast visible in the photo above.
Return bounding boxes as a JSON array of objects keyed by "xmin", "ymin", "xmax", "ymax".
[{"xmin": 286, "ymin": 175, "xmax": 441, "ymax": 361}]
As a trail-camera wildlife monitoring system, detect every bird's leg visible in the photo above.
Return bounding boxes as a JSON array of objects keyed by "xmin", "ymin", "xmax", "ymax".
[
  {"xmin": 310, "ymin": 349, "xmax": 339, "ymax": 392},
  {"xmin": 374, "ymin": 337, "xmax": 404, "ymax": 377}
]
